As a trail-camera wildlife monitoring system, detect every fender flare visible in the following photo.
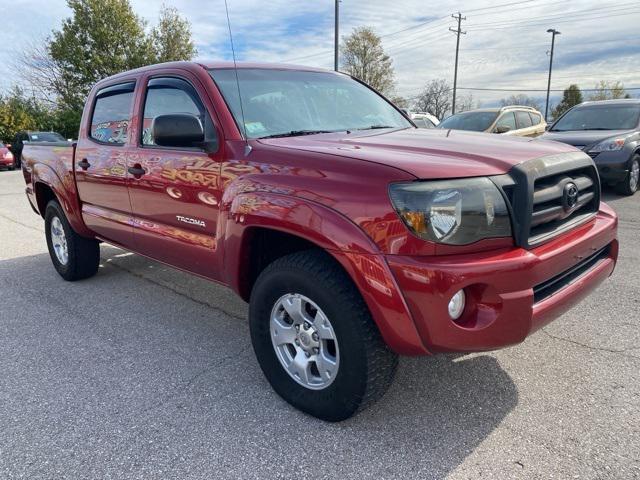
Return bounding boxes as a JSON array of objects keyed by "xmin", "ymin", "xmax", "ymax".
[
  {"xmin": 31, "ymin": 162, "xmax": 93, "ymax": 237},
  {"xmin": 220, "ymin": 192, "xmax": 429, "ymax": 355}
]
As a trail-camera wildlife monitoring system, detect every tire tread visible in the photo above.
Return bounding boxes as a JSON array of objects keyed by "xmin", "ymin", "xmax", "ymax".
[{"xmin": 259, "ymin": 249, "xmax": 398, "ymax": 415}]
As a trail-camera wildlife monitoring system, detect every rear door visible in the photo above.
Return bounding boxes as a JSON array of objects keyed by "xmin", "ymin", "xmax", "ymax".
[
  {"xmin": 529, "ymin": 111, "xmax": 546, "ymax": 136},
  {"xmin": 515, "ymin": 110, "xmax": 536, "ymax": 137},
  {"xmin": 75, "ymin": 81, "xmax": 136, "ymax": 246},
  {"xmin": 126, "ymin": 73, "xmax": 223, "ymax": 278}
]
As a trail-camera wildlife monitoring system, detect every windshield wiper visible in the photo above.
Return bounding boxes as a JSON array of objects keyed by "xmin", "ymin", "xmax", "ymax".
[
  {"xmin": 258, "ymin": 130, "xmax": 334, "ymax": 139},
  {"xmin": 356, "ymin": 125, "xmax": 397, "ymax": 130}
]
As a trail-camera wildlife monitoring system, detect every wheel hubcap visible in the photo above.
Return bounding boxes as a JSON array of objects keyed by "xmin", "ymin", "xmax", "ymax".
[
  {"xmin": 50, "ymin": 216, "xmax": 68, "ymax": 265},
  {"xmin": 270, "ymin": 293, "xmax": 339, "ymax": 390},
  {"xmin": 630, "ymin": 160, "xmax": 639, "ymax": 191}
]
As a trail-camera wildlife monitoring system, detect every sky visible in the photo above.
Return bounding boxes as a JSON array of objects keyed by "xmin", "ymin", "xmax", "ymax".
[{"xmin": 1, "ymin": 0, "xmax": 639, "ymax": 108}]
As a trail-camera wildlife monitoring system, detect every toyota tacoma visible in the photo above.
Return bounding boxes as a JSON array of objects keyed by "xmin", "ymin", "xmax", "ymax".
[{"xmin": 20, "ymin": 62, "xmax": 618, "ymax": 421}]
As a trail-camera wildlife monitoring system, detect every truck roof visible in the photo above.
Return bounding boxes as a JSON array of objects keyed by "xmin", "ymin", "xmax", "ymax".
[{"xmin": 94, "ymin": 61, "xmax": 333, "ymax": 88}]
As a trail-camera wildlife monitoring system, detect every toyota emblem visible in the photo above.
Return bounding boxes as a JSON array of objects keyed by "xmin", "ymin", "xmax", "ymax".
[{"xmin": 563, "ymin": 182, "xmax": 579, "ymax": 210}]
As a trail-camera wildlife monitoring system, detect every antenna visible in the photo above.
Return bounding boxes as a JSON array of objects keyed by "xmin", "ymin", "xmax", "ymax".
[{"xmin": 223, "ymin": 0, "xmax": 249, "ymax": 150}]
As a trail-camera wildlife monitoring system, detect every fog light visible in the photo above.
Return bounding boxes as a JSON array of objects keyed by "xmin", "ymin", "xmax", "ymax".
[{"xmin": 448, "ymin": 289, "xmax": 466, "ymax": 320}]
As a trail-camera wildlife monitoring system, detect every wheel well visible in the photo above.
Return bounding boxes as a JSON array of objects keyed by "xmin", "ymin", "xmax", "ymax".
[
  {"xmin": 239, "ymin": 228, "xmax": 321, "ymax": 302},
  {"xmin": 34, "ymin": 182, "xmax": 57, "ymax": 218}
]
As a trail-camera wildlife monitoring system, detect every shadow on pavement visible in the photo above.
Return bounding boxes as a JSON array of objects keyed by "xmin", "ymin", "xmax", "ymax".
[{"xmin": 0, "ymin": 250, "xmax": 518, "ymax": 478}]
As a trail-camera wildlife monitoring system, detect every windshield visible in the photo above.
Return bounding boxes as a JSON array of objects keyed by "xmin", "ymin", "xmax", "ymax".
[
  {"xmin": 28, "ymin": 132, "xmax": 66, "ymax": 142},
  {"xmin": 209, "ymin": 68, "xmax": 411, "ymax": 139},
  {"xmin": 438, "ymin": 111, "xmax": 499, "ymax": 132},
  {"xmin": 551, "ymin": 104, "xmax": 640, "ymax": 131}
]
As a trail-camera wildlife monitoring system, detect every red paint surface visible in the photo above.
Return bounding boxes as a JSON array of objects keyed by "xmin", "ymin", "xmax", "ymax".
[{"xmin": 20, "ymin": 61, "xmax": 619, "ymax": 355}]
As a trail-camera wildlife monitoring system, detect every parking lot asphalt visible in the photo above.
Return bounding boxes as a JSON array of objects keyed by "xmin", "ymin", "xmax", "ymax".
[{"xmin": 0, "ymin": 169, "xmax": 638, "ymax": 479}]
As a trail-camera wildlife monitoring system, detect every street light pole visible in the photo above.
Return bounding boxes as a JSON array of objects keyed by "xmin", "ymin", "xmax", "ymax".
[
  {"xmin": 545, "ymin": 28, "xmax": 560, "ymax": 121},
  {"xmin": 334, "ymin": 0, "xmax": 339, "ymax": 71}
]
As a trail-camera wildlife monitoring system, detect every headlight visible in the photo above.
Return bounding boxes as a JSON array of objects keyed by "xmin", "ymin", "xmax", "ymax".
[
  {"xmin": 588, "ymin": 137, "xmax": 626, "ymax": 152},
  {"xmin": 389, "ymin": 178, "xmax": 512, "ymax": 245}
]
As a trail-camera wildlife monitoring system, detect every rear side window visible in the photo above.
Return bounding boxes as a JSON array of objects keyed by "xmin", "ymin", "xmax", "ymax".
[
  {"xmin": 529, "ymin": 112, "xmax": 541, "ymax": 125},
  {"xmin": 516, "ymin": 111, "xmax": 533, "ymax": 128},
  {"xmin": 90, "ymin": 82, "xmax": 135, "ymax": 144}
]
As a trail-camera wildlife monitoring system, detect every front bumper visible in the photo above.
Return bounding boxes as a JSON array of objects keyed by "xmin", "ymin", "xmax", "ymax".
[
  {"xmin": 0, "ymin": 157, "xmax": 14, "ymax": 167},
  {"xmin": 589, "ymin": 151, "xmax": 630, "ymax": 184},
  {"xmin": 386, "ymin": 203, "xmax": 618, "ymax": 353}
]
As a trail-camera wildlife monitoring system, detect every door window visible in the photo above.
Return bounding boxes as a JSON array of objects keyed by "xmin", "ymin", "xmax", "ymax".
[
  {"xmin": 90, "ymin": 82, "xmax": 135, "ymax": 144},
  {"xmin": 529, "ymin": 112, "xmax": 542, "ymax": 125},
  {"xmin": 141, "ymin": 77, "xmax": 216, "ymax": 147},
  {"xmin": 495, "ymin": 112, "xmax": 516, "ymax": 131},
  {"xmin": 516, "ymin": 111, "xmax": 533, "ymax": 129}
]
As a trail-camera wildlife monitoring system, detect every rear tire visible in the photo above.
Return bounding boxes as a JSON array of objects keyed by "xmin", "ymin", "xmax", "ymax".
[
  {"xmin": 616, "ymin": 155, "xmax": 639, "ymax": 196},
  {"xmin": 249, "ymin": 250, "xmax": 398, "ymax": 422},
  {"xmin": 44, "ymin": 200, "xmax": 100, "ymax": 281}
]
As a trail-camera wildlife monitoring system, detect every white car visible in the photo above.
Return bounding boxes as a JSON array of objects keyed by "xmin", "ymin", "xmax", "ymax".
[{"xmin": 409, "ymin": 112, "xmax": 440, "ymax": 128}]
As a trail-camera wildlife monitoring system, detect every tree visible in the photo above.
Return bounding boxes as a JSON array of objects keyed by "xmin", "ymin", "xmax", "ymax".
[
  {"xmin": 150, "ymin": 5, "xmax": 197, "ymax": 63},
  {"xmin": 49, "ymin": 0, "xmax": 153, "ymax": 112},
  {"xmin": 456, "ymin": 92, "xmax": 476, "ymax": 113},
  {"xmin": 14, "ymin": 1, "xmax": 197, "ymax": 138},
  {"xmin": 552, "ymin": 84, "xmax": 583, "ymax": 119},
  {"xmin": 499, "ymin": 94, "xmax": 542, "ymax": 112},
  {"xmin": 389, "ymin": 95, "xmax": 409, "ymax": 109},
  {"xmin": 589, "ymin": 81, "xmax": 629, "ymax": 101},
  {"xmin": 0, "ymin": 88, "xmax": 44, "ymax": 142},
  {"xmin": 413, "ymin": 79, "xmax": 451, "ymax": 120},
  {"xmin": 341, "ymin": 27, "xmax": 395, "ymax": 95}
]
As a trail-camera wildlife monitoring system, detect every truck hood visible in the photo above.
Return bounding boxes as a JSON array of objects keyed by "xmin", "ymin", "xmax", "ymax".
[
  {"xmin": 541, "ymin": 129, "xmax": 636, "ymax": 149},
  {"xmin": 259, "ymin": 128, "xmax": 580, "ymax": 179}
]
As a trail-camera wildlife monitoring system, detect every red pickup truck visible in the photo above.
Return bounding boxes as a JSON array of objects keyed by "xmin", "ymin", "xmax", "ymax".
[{"xmin": 21, "ymin": 61, "xmax": 618, "ymax": 421}]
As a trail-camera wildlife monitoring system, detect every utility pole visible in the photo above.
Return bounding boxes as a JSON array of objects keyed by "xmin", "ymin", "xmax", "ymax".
[
  {"xmin": 334, "ymin": 0, "xmax": 340, "ymax": 71},
  {"xmin": 449, "ymin": 12, "xmax": 466, "ymax": 115},
  {"xmin": 545, "ymin": 28, "xmax": 561, "ymax": 121}
]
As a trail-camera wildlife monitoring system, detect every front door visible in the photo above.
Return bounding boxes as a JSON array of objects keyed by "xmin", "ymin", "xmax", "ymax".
[
  {"xmin": 126, "ymin": 74, "xmax": 223, "ymax": 278},
  {"xmin": 75, "ymin": 81, "xmax": 136, "ymax": 247}
]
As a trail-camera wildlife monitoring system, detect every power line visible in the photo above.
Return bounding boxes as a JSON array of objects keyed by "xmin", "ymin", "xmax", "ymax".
[
  {"xmin": 400, "ymin": 84, "xmax": 640, "ymax": 98},
  {"xmin": 458, "ymin": 86, "xmax": 640, "ymax": 92},
  {"xmin": 466, "ymin": 10, "xmax": 637, "ymax": 31},
  {"xmin": 466, "ymin": 2, "xmax": 638, "ymax": 28},
  {"xmin": 463, "ymin": 0, "xmax": 538, "ymax": 13}
]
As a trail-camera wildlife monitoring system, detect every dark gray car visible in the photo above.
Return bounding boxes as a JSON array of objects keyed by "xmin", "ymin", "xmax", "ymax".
[{"xmin": 542, "ymin": 99, "xmax": 640, "ymax": 195}]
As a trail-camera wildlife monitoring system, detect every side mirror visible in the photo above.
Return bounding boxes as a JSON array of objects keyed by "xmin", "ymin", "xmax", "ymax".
[
  {"xmin": 495, "ymin": 125, "xmax": 511, "ymax": 134},
  {"xmin": 152, "ymin": 114, "xmax": 205, "ymax": 148}
]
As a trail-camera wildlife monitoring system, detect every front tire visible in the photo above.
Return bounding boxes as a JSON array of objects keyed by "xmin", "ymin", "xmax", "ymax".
[
  {"xmin": 616, "ymin": 155, "xmax": 639, "ymax": 196},
  {"xmin": 249, "ymin": 250, "xmax": 398, "ymax": 421},
  {"xmin": 44, "ymin": 200, "xmax": 100, "ymax": 281}
]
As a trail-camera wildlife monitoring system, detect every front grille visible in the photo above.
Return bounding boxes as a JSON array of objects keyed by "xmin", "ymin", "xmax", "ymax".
[
  {"xmin": 533, "ymin": 245, "xmax": 610, "ymax": 303},
  {"xmin": 586, "ymin": 151, "xmax": 599, "ymax": 159},
  {"xmin": 491, "ymin": 151, "xmax": 600, "ymax": 249},
  {"xmin": 529, "ymin": 167, "xmax": 598, "ymax": 245}
]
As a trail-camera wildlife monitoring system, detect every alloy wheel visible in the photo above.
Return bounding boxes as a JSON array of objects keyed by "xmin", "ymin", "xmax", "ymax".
[
  {"xmin": 50, "ymin": 216, "xmax": 69, "ymax": 265},
  {"xmin": 270, "ymin": 293, "xmax": 340, "ymax": 390}
]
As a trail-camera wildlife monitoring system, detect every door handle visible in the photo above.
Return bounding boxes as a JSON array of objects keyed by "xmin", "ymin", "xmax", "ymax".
[
  {"xmin": 128, "ymin": 164, "xmax": 146, "ymax": 178},
  {"xmin": 78, "ymin": 158, "xmax": 90, "ymax": 170}
]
